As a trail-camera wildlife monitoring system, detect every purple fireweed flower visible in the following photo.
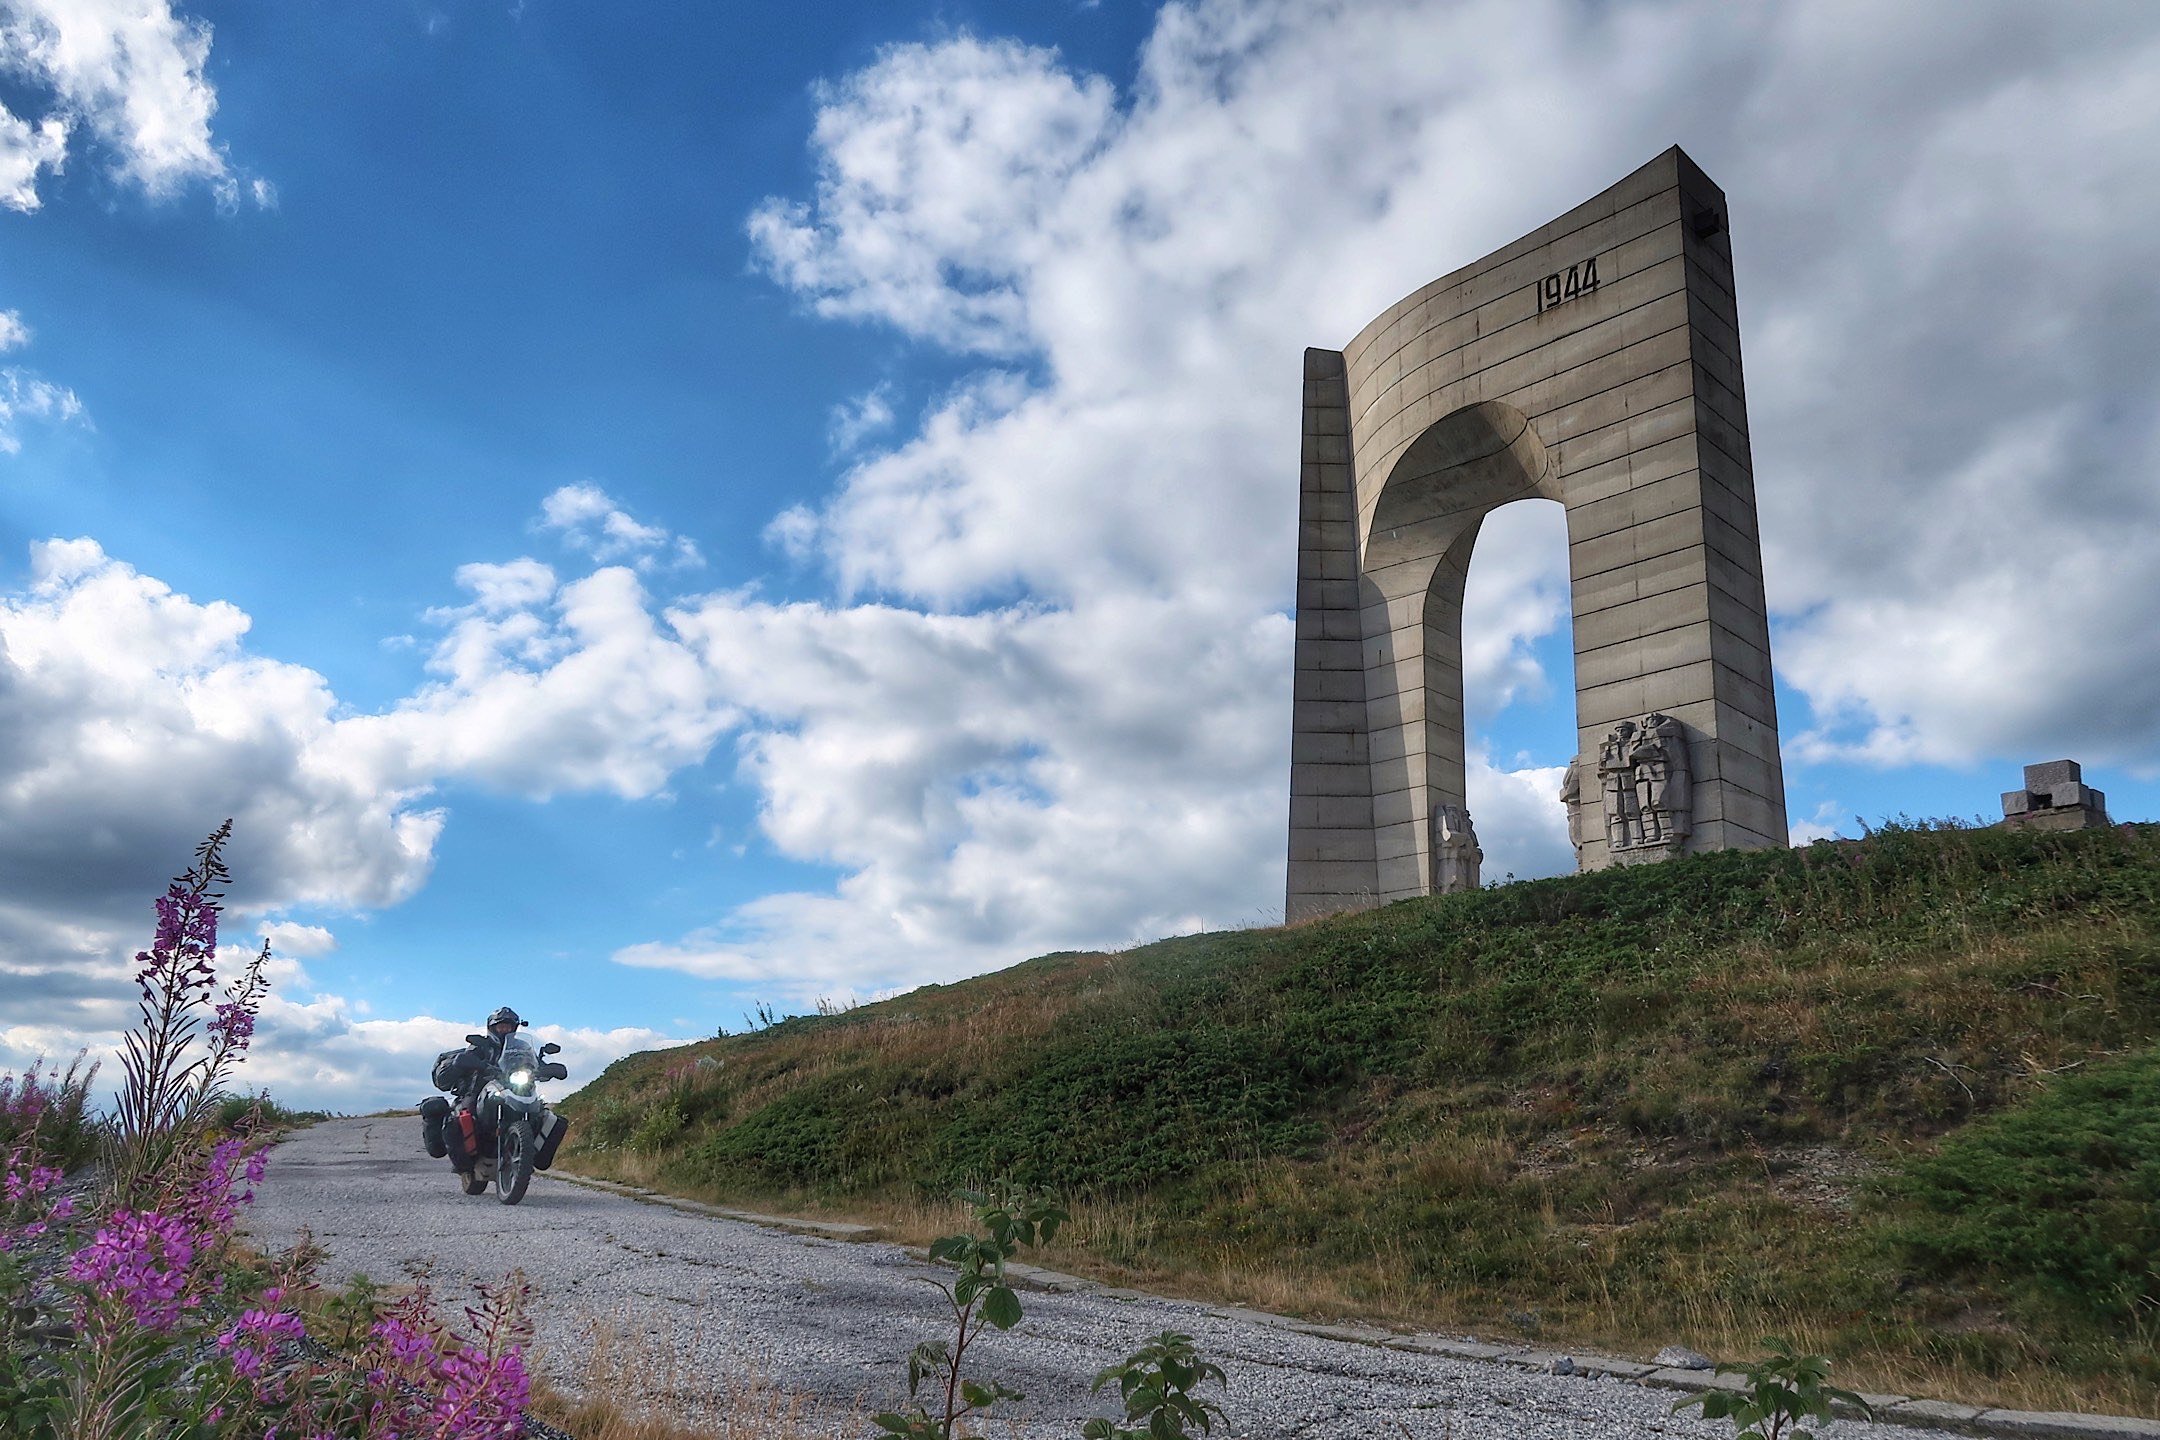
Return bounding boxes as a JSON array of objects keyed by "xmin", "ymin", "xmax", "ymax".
[
  {"xmin": 67, "ymin": 1207, "xmax": 200, "ymax": 1331},
  {"xmin": 181, "ymin": 1136, "xmax": 268, "ymax": 1238},
  {"xmin": 2, "ymin": 1143, "xmax": 71, "ymax": 1252},
  {"xmin": 429, "ymin": 1344, "xmax": 531, "ymax": 1439},
  {"xmin": 4, "ymin": 1164, "xmax": 58, "ymax": 1202},
  {"xmin": 237, "ymin": 1306, "xmax": 307, "ymax": 1343},
  {"xmin": 0, "ymin": 1069, "xmax": 51, "ymax": 1126},
  {"xmin": 210, "ymin": 1001, "xmax": 256, "ymax": 1049},
  {"xmin": 373, "ymin": 1316, "xmax": 435, "ymax": 1368}
]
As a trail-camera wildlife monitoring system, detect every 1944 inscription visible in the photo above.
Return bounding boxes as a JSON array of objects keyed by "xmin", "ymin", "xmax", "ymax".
[{"xmin": 1534, "ymin": 257, "xmax": 1599, "ymax": 313}]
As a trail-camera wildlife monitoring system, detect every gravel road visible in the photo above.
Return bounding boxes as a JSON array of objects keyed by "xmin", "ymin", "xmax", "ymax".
[{"xmin": 248, "ymin": 1117, "xmax": 1965, "ymax": 1440}]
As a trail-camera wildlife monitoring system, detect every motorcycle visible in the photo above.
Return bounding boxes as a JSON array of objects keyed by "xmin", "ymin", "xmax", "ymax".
[
  {"xmin": 420, "ymin": 1032, "xmax": 569, "ymax": 1205},
  {"xmin": 472, "ymin": 1032, "xmax": 563, "ymax": 1204}
]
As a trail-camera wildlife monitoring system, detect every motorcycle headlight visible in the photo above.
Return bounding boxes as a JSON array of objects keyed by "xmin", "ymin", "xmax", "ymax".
[{"xmin": 508, "ymin": 1069, "xmax": 534, "ymax": 1089}]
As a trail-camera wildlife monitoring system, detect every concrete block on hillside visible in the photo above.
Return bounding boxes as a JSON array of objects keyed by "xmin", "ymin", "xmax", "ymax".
[
  {"xmin": 2000, "ymin": 758, "xmax": 2112, "ymax": 832},
  {"xmin": 2025, "ymin": 759, "xmax": 2082, "ymax": 791}
]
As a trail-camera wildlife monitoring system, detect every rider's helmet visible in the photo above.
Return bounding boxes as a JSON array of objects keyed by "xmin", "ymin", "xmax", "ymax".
[{"xmin": 486, "ymin": 1005, "xmax": 523, "ymax": 1037}]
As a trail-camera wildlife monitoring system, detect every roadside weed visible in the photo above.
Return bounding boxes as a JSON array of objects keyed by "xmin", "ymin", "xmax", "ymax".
[
  {"xmin": 1674, "ymin": 1339, "xmax": 1872, "ymax": 1440},
  {"xmin": 1085, "ymin": 1330, "xmax": 1227, "ymax": 1440},
  {"xmin": 876, "ymin": 1183, "xmax": 1066, "ymax": 1440}
]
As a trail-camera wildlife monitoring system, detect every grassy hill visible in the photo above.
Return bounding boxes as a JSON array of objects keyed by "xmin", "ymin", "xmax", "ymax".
[{"xmin": 559, "ymin": 821, "xmax": 2160, "ymax": 1415}]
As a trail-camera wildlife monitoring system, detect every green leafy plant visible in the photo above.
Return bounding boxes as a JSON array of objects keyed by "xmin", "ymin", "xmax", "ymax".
[
  {"xmin": 322, "ymin": 1270, "xmax": 385, "ymax": 1351},
  {"xmin": 1085, "ymin": 1330, "xmax": 1227, "ymax": 1440},
  {"xmin": 1673, "ymin": 1339, "xmax": 1871, "ymax": 1440},
  {"xmin": 874, "ymin": 1183, "xmax": 1067, "ymax": 1440},
  {"xmin": 0, "ymin": 1251, "xmax": 69, "ymax": 1435}
]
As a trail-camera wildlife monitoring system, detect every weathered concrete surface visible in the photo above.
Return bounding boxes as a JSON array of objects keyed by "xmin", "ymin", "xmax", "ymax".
[
  {"xmin": 1287, "ymin": 145, "xmax": 1788, "ymax": 921},
  {"xmin": 239, "ymin": 1118, "xmax": 2067, "ymax": 1440}
]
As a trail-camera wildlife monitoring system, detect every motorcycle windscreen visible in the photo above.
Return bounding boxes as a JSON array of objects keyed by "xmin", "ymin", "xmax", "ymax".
[{"xmin": 496, "ymin": 1035, "xmax": 542, "ymax": 1087}]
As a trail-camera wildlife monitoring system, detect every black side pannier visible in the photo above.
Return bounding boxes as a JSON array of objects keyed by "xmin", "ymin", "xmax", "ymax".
[
  {"xmin": 418, "ymin": 1096, "xmax": 450, "ymax": 1158},
  {"xmin": 533, "ymin": 1112, "xmax": 568, "ymax": 1171}
]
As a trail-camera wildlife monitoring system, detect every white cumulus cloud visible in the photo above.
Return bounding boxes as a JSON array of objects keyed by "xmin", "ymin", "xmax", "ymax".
[
  {"xmin": 0, "ymin": 0, "xmax": 259, "ymax": 207},
  {"xmin": 260, "ymin": 921, "xmax": 339, "ymax": 959},
  {"xmin": 0, "ymin": 363, "xmax": 83, "ymax": 453},
  {"xmin": 538, "ymin": 482, "xmax": 704, "ymax": 570}
]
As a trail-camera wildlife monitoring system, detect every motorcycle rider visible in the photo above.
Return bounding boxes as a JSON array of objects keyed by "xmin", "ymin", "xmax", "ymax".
[
  {"xmin": 420, "ymin": 1006, "xmax": 568, "ymax": 1180},
  {"xmin": 449, "ymin": 1006, "xmax": 551, "ymax": 1104}
]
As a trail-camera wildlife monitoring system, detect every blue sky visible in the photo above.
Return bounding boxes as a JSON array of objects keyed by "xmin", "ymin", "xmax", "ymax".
[{"xmin": 4, "ymin": 0, "xmax": 2158, "ymax": 1110}]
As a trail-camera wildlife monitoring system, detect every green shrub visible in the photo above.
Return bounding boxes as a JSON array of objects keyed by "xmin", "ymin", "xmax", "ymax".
[
  {"xmin": 211, "ymin": 1091, "xmax": 328, "ymax": 1134},
  {"xmin": 1883, "ymin": 1043, "xmax": 2160, "ymax": 1324},
  {"xmin": 938, "ymin": 1030, "xmax": 1318, "ymax": 1192}
]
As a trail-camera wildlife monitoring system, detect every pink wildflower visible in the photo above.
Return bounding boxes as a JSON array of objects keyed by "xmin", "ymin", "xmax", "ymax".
[
  {"xmin": 66, "ymin": 1207, "xmax": 200, "ymax": 1331},
  {"xmin": 210, "ymin": 1000, "xmax": 256, "ymax": 1049},
  {"xmin": 373, "ymin": 1315, "xmax": 435, "ymax": 1367}
]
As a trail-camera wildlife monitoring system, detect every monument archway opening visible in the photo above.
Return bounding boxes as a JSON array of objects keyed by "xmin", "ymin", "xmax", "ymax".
[
  {"xmin": 1455, "ymin": 497, "xmax": 1578, "ymax": 883},
  {"xmin": 1358, "ymin": 400, "xmax": 1558, "ymax": 900},
  {"xmin": 1286, "ymin": 147, "xmax": 1788, "ymax": 923}
]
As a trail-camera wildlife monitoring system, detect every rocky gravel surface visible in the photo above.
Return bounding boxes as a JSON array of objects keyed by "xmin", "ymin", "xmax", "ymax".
[{"xmin": 248, "ymin": 1117, "xmax": 1968, "ymax": 1440}]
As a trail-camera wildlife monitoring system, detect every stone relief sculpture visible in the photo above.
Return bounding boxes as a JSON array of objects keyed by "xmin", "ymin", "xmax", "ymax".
[
  {"xmin": 1558, "ymin": 758, "xmax": 1589, "ymax": 861},
  {"xmin": 1631, "ymin": 713, "xmax": 1692, "ymax": 848},
  {"xmin": 1575, "ymin": 713, "xmax": 1694, "ymax": 860},
  {"xmin": 1430, "ymin": 804, "xmax": 1482, "ymax": 894},
  {"xmin": 1598, "ymin": 720, "xmax": 1640, "ymax": 851}
]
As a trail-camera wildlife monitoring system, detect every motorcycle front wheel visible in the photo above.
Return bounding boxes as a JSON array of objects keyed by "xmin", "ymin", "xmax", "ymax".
[{"xmin": 496, "ymin": 1118, "xmax": 534, "ymax": 1205}]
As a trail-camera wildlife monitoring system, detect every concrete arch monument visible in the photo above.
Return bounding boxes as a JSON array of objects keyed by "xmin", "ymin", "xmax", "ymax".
[{"xmin": 1286, "ymin": 147, "xmax": 1787, "ymax": 922}]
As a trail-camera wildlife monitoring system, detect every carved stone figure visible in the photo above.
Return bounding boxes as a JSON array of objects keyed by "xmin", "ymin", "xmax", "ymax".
[
  {"xmin": 1558, "ymin": 757, "xmax": 1589, "ymax": 857},
  {"xmin": 1644, "ymin": 712, "xmax": 1692, "ymax": 843},
  {"xmin": 1597, "ymin": 712, "xmax": 1694, "ymax": 855},
  {"xmin": 1598, "ymin": 720, "xmax": 1640, "ymax": 851},
  {"xmin": 1430, "ymin": 804, "xmax": 1482, "ymax": 894}
]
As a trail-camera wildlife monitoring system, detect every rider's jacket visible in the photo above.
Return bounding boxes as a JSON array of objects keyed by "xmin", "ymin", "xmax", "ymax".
[
  {"xmin": 442, "ymin": 1035, "xmax": 505, "ymax": 1107},
  {"xmin": 447, "ymin": 1034, "xmax": 566, "ymax": 1108}
]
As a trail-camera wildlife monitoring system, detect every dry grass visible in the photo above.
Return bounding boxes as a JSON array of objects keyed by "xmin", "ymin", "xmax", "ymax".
[
  {"xmin": 528, "ymin": 1316, "xmax": 855, "ymax": 1440},
  {"xmin": 551, "ymin": 1148, "xmax": 2160, "ymax": 1419}
]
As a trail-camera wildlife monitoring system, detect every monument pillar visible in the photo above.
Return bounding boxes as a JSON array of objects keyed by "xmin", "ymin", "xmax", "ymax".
[{"xmin": 1285, "ymin": 146, "xmax": 1787, "ymax": 922}]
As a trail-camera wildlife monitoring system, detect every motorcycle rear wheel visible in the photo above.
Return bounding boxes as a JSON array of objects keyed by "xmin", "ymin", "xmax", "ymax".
[
  {"xmin": 458, "ymin": 1169, "xmax": 487, "ymax": 1196},
  {"xmin": 496, "ymin": 1119, "xmax": 534, "ymax": 1205}
]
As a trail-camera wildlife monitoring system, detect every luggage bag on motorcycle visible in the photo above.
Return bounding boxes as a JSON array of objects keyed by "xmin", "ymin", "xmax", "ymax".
[
  {"xmin": 418, "ymin": 1096, "xmax": 450, "ymax": 1158},
  {"xmin": 533, "ymin": 1112, "xmax": 568, "ymax": 1171},
  {"xmin": 445, "ymin": 1108, "xmax": 480, "ymax": 1171},
  {"xmin": 429, "ymin": 1047, "xmax": 466, "ymax": 1093}
]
